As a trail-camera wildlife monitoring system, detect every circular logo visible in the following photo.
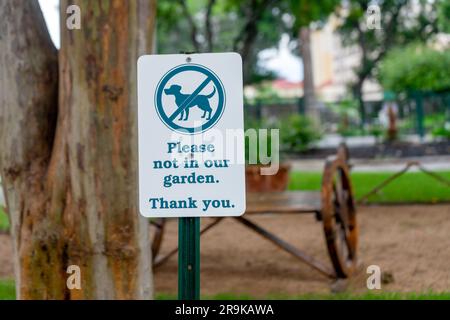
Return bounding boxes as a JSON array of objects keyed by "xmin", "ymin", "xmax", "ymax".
[{"xmin": 155, "ymin": 64, "xmax": 225, "ymax": 134}]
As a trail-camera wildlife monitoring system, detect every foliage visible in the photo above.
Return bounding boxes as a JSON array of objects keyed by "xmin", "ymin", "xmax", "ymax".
[
  {"xmin": 289, "ymin": 0, "xmax": 340, "ymax": 29},
  {"xmin": 379, "ymin": 44, "xmax": 450, "ymax": 93},
  {"xmin": 435, "ymin": 125, "xmax": 450, "ymax": 137},
  {"xmin": 157, "ymin": 0, "xmax": 342, "ymax": 84},
  {"xmin": 437, "ymin": 0, "xmax": 450, "ymax": 33},
  {"xmin": 157, "ymin": 0, "xmax": 291, "ymax": 83},
  {"xmin": 279, "ymin": 114, "xmax": 322, "ymax": 153},
  {"xmin": 337, "ymin": 0, "xmax": 440, "ymax": 117},
  {"xmin": 250, "ymin": 82, "xmax": 283, "ymax": 101},
  {"xmin": 244, "ymin": 113, "xmax": 320, "ymax": 163},
  {"xmin": 289, "ymin": 170, "xmax": 450, "ymax": 204},
  {"xmin": 327, "ymin": 97, "xmax": 359, "ymax": 117},
  {"xmin": 326, "ymin": 97, "xmax": 360, "ymax": 136},
  {"xmin": 368, "ymin": 121, "xmax": 383, "ymax": 142},
  {"xmin": 244, "ymin": 117, "xmax": 279, "ymax": 164},
  {"xmin": 425, "ymin": 113, "xmax": 450, "ymax": 140},
  {"xmin": 432, "ymin": 124, "xmax": 450, "ymax": 139}
]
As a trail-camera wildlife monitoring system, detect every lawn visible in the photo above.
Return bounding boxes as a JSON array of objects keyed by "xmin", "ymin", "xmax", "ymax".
[
  {"xmin": 0, "ymin": 280, "xmax": 15, "ymax": 300},
  {"xmin": 289, "ymin": 171, "xmax": 450, "ymax": 204},
  {"xmin": 0, "ymin": 279, "xmax": 448, "ymax": 300},
  {"xmin": 0, "ymin": 171, "xmax": 448, "ymax": 232},
  {"xmin": 157, "ymin": 292, "xmax": 450, "ymax": 300},
  {"xmin": 0, "ymin": 207, "xmax": 8, "ymax": 231}
]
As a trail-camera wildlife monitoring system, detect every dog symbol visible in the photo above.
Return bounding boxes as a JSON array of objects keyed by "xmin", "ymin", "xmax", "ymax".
[{"xmin": 164, "ymin": 84, "xmax": 216, "ymax": 121}]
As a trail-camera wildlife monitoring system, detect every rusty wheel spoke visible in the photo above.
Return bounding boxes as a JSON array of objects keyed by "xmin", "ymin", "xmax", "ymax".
[{"xmin": 322, "ymin": 149, "xmax": 358, "ymax": 278}]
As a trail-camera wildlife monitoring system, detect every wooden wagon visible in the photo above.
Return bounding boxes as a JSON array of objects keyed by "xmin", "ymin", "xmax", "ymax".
[{"xmin": 150, "ymin": 143, "xmax": 358, "ymax": 279}]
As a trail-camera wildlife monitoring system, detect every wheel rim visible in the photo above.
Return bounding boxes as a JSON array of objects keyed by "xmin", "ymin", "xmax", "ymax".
[{"xmin": 322, "ymin": 157, "xmax": 358, "ymax": 278}]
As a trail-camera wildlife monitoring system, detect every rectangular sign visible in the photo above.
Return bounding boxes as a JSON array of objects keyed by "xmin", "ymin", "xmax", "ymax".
[{"xmin": 137, "ymin": 53, "xmax": 246, "ymax": 217}]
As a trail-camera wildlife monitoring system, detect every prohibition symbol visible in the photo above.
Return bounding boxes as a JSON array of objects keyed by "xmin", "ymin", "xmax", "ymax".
[{"xmin": 155, "ymin": 64, "xmax": 225, "ymax": 134}]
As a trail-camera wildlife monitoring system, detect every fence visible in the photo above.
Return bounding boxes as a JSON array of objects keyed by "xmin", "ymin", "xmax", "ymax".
[
  {"xmin": 244, "ymin": 90, "xmax": 450, "ymax": 139},
  {"xmin": 395, "ymin": 91, "xmax": 450, "ymax": 138}
]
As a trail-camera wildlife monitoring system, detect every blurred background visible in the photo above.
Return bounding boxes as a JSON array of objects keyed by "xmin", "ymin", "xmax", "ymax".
[
  {"xmin": 36, "ymin": 0, "xmax": 450, "ymax": 154},
  {"xmin": 0, "ymin": 0, "xmax": 449, "ymax": 299}
]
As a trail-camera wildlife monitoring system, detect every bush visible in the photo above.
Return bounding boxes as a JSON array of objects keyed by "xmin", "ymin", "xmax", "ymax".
[
  {"xmin": 244, "ymin": 114, "xmax": 321, "ymax": 164},
  {"xmin": 379, "ymin": 44, "xmax": 450, "ymax": 93},
  {"xmin": 244, "ymin": 117, "xmax": 278, "ymax": 165},
  {"xmin": 326, "ymin": 97, "xmax": 360, "ymax": 136},
  {"xmin": 279, "ymin": 114, "xmax": 322, "ymax": 153},
  {"xmin": 368, "ymin": 121, "xmax": 383, "ymax": 142},
  {"xmin": 432, "ymin": 122, "xmax": 450, "ymax": 140}
]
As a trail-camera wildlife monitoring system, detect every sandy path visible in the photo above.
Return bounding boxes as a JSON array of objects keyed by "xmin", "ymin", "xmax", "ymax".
[
  {"xmin": 154, "ymin": 205, "xmax": 450, "ymax": 296},
  {"xmin": 0, "ymin": 205, "xmax": 449, "ymax": 297}
]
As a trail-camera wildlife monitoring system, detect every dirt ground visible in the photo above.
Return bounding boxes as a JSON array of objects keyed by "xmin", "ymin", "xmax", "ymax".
[
  {"xmin": 153, "ymin": 204, "xmax": 450, "ymax": 296},
  {"xmin": 1, "ymin": 204, "xmax": 449, "ymax": 296}
]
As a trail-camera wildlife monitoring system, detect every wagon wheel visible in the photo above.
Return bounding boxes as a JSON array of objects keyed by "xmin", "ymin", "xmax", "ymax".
[
  {"xmin": 321, "ymin": 150, "xmax": 358, "ymax": 278},
  {"xmin": 150, "ymin": 218, "xmax": 166, "ymax": 260}
]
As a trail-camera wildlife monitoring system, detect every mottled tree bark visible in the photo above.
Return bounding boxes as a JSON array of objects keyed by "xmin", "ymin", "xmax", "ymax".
[
  {"xmin": 0, "ymin": 0, "xmax": 60, "ymax": 299},
  {"xmin": 0, "ymin": 0, "xmax": 156, "ymax": 299}
]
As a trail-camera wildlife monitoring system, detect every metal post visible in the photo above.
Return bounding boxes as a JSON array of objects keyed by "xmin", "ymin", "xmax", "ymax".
[
  {"xmin": 178, "ymin": 217, "xmax": 200, "ymax": 300},
  {"xmin": 415, "ymin": 92, "xmax": 425, "ymax": 140},
  {"xmin": 256, "ymin": 99, "xmax": 262, "ymax": 120},
  {"xmin": 298, "ymin": 97, "xmax": 305, "ymax": 115}
]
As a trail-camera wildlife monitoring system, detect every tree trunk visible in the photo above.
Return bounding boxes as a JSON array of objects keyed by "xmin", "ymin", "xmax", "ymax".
[
  {"xmin": 299, "ymin": 27, "xmax": 319, "ymax": 122},
  {"xmin": 352, "ymin": 79, "xmax": 366, "ymax": 128},
  {"xmin": 0, "ymin": 0, "xmax": 156, "ymax": 300},
  {"xmin": 0, "ymin": 0, "xmax": 60, "ymax": 299}
]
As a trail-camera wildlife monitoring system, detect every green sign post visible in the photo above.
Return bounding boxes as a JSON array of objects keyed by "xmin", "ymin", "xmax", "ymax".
[
  {"xmin": 178, "ymin": 217, "xmax": 200, "ymax": 300},
  {"xmin": 137, "ymin": 53, "xmax": 245, "ymax": 301}
]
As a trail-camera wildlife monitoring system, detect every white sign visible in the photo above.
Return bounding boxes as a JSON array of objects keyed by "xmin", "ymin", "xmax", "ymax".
[{"xmin": 137, "ymin": 53, "xmax": 246, "ymax": 217}]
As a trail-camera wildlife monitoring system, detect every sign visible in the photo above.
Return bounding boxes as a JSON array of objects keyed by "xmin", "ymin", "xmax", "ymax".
[{"xmin": 137, "ymin": 53, "xmax": 246, "ymax": 218}]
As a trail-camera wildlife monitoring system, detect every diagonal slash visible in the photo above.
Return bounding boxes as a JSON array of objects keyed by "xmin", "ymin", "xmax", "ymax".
[{"xmin": 168, "ymin": 76, "xmax": 213, "ymax": 122}]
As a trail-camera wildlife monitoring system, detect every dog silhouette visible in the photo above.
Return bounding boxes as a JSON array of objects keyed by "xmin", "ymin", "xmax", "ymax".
[{"xmin": 164, "ymin": 84, "xmax": 216, "ymax": 121}]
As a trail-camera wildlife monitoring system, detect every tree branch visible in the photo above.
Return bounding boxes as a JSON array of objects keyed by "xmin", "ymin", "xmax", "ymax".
[
  {"xmin": 177, "ymin": 0, "xmax": 201, "ymax": 52},
  {"xmin": 205, "ymin": 0, "xmax": 216, "ymax": 52},
  {"xmin": 232, "ymin": 0, "xmax": 276, "ymax": 65},
  {"xmin": 355, "ymin": 2, "xmax": 405, "ymax": 85}
]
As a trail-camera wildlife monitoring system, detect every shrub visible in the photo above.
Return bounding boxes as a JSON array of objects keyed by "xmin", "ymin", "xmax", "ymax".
[
  {"xmin": 432, "ymin": 121, "xmax": 450, "ymax": 140},
  {"xmin": 379, "ymin": 44, "xmax": 450, "ymax": 93},
  {"xmin": 244, "ymin": 117, "xmax": 278, "ymax": 165},
  {"xmin": 278, "ymin": 114, "xmax": 322, "ymax": 153},
  {"xmin": 244, "ymin": 114, "xmax": 321, "ymax": 164},
  {"xmin": 326, "ymin": 97, "xmax": 360, "ymax": 136}
]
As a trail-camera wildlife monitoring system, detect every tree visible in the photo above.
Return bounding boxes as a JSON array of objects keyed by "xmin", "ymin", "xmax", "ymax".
[
  {"xmin": 157, "ymin": 0, "xmax": 289, "ymax": 83},
  {"xmin": 0, "ymin": 0, "xmax": 156, "ymax": 299},
  {"xmin": 437, "ymin": 0, "xmax": 450, "ymax": 33},
  {"xmin": 379, "ymin": 44, "xmax": 450, "ymax": 93},
  {"xmin": 290, "ymin": 0, "xmax": 339, "ymax": 122},
  {"xmin": 337, "ymin": 0, "xmax": 439, "ymax": 125}
]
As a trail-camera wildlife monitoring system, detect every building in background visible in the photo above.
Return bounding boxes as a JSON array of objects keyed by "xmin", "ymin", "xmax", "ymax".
[
  {"xmin": 246, "ymin": 15, "xmax": 383, "ymax": 103},
  {"xmin": 310, "ymin": 15, "xmax": 383, "ymax": 103}
]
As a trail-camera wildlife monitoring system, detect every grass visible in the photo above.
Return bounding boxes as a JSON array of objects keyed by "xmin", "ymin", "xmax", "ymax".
[
  {"xmin": 0, "ymin": 171, "xmax": 447, "ymax": 232},
  {"xmin": 289, "ymin": 171, "xmax": 450, "ymax": 204},
  {"xmin": 0, "ymin": 280, "xmax": 15, "ymax": 300},
  {"xmin": 1, "ymin": 280, "xmax": 448, "ymax": 300},
  {"xmin": 0, "ymin": 207, "xmax": 8, "ymax": 231},
  {"xmin": 156, "ymin": 292, "xmax": 450, "ymax": 300}
]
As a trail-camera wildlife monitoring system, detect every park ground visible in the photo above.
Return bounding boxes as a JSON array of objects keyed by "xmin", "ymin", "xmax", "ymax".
[
  {"xmin": 0, "ymin": 168, "xmax": 449, "ymax": 299},
  {"xmin": 153, "ymin": 204, "xmax": 450, "ymax": 298}
]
